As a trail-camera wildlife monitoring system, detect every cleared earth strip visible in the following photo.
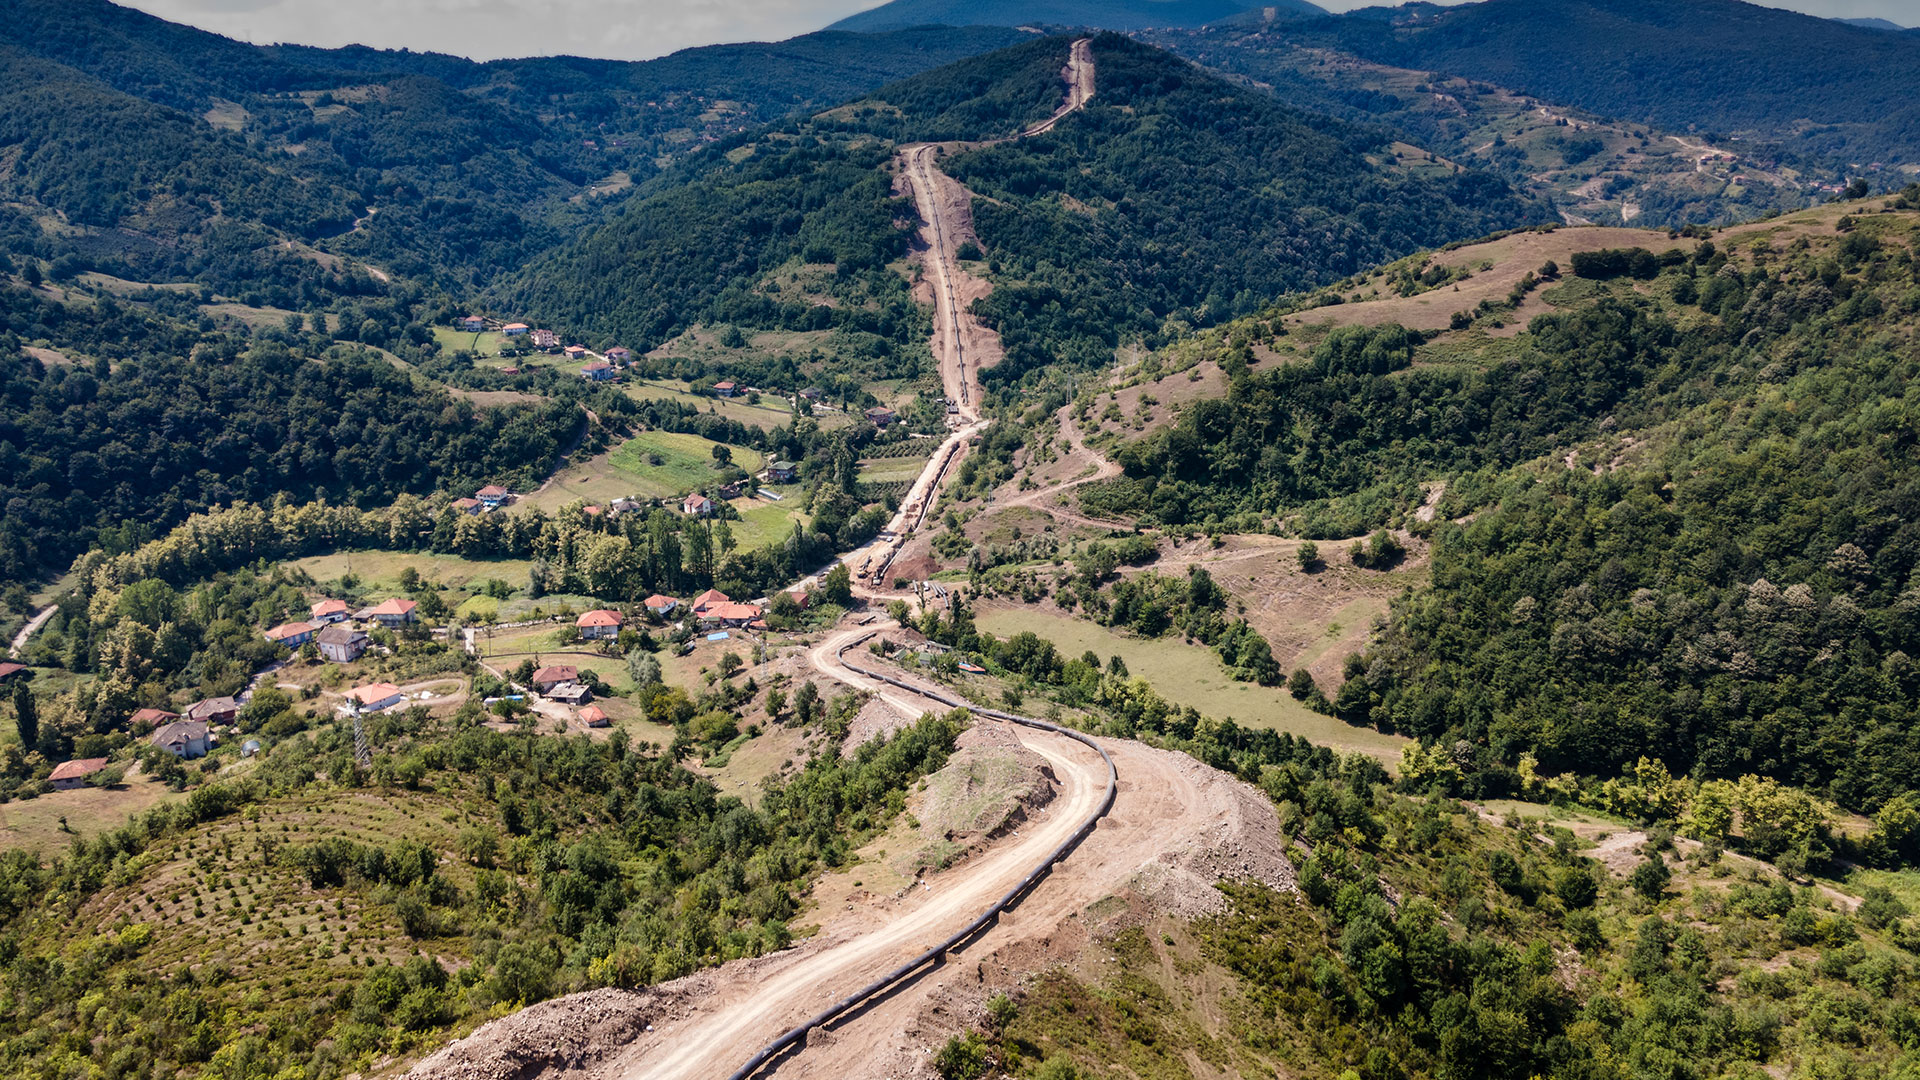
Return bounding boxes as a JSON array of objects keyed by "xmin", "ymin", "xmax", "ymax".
[{"xmin": 725, "ymin": 632, "xmax": 1117, "ymax": 1080}]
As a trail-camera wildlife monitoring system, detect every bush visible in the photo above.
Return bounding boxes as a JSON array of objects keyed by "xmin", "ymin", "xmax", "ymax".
[{"xmin": 933, "ymin": 1033, "xmax": 988, "ymax": 1080}]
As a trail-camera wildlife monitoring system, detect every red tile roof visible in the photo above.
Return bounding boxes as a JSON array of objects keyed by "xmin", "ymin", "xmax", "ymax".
[
  {"xmin": 644, "ymin": 594, "xmax": 679, "ymax": 610},
  {"xmin": 706, "ymin": 602, "xmax": 762, "ymax": 622},
  {"xmin": 532, "ymin": 665, "xmax": 578, "ymax": 685},
  {"xmin": 576, "ymin": 609, "xmax": 623, "ymax": 628},
  {"xmin": 0, "ymin": 662, "xmax": 24, "ymax": 680},
  {"xmin": 265, "ymin": 621, "xmax": 316, "ymax": 642},
  {"xmin": 476, "ymin": 484, "xmax": 510, "ymax": 498},
  {"xmin": 367, "ymin": 598, "xmax": 417, "ymax": 617},
  {"xmin": 691, "ymin": 588, "xmax": 730, "ymax": 612},
  {"xmin": 50, "ymin": 757, "xmax": 109, "ymax": 782},
  {"xmin": 311, "ymin": 599, "xmax": 349, "ymax": 618},
  {"xmin": 129, "ymin": 708, "xmax": 178, "ymax": 725},
  {"xmin": 579, "ymin": 706, "xmax": 609, "ymax": 726},
  {"xmin": 348, "ymin": 682, "xmax": 401, "ymax": 705}
]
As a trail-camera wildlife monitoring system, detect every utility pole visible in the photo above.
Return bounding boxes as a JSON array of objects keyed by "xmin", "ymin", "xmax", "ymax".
[{"xmin": 354, "ymin": 712, "xmax": 370, "ymax": 771}]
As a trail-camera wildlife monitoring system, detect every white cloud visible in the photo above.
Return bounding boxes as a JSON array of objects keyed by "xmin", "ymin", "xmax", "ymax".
[{"xmin": 117, "ymin": 0, "xmax": 1911, "ymax": 61}]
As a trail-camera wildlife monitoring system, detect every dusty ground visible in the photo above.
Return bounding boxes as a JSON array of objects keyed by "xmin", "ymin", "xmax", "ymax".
[{"xmin": 1287, "ymin": 226, "xmax": 1695, "ymax": 336}]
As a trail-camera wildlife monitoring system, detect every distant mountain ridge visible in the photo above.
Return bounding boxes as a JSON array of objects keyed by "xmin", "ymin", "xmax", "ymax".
[
  {"xmin": 1303, "ymin": 0, "xmax": 1920, "ymax": 164},
  {"xmin": 827, "ymin": 0, "xmax": 1324, "ymax": 33}
]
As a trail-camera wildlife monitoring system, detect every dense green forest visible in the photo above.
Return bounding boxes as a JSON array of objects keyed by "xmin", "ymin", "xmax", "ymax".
[
  {"xmin": 946, "ymin": 34, "xmax": 1538, "ymax": 389},
  {"xmin": 0, "ymin": 305, "xmax": 579, "ymax": 583},
  {"xmin": 1291, "ymin": 0, "xmax": 1920, "ymax": 166},
  {"xmin": 1090, "ymin": 199, "xmax": 1920, "ymax": 813},
  {"xmin": 0, "ymin": 0, "xmax": 1028, "ymax": 294}
]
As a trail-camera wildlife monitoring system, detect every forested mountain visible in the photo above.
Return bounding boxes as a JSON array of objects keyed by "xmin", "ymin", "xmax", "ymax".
[
  {"xmin": 1295, "ymin": 0, "xmax": 1920, "ymax": 166},
  {"xmin": 516, "ymin": 34, "xmax": 1540, "ymax": 388},
  {"xmin": 0, "ymin": 0, "xmax": 1028, "ymax": 293},
  {"xmin": 827, "ymin": 0, "xmax": 1322, "ymax": 33},
  {"xmin": 1089, "ymin": 191, "xmax": 1920, "ymax": 815},
  {"xmin": 1141, "ymin": 24, "xmax": 1827, "ymax": 228}
]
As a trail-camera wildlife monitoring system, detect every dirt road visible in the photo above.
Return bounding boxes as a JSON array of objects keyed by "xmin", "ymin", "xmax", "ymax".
[
  {"xmin": 1000, "ymin": 402, "xmax": 1124, "ymax": 527},
  {"xmin": 1021, "ymin": 38, "xmax": 1096, "ymax": 137},
  {"xmin": 898, "ymin": 37, "xmax": 1096, "ymax": 422},
  {"xmin": 8, "ymin": 604, "xmax": 55, "ymax": 659}
]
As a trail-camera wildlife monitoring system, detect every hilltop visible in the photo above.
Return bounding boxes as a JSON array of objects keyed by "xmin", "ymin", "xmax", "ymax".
[
  {"xmin": 827, "ymin": 0, "xmax": 1324, "ymax": 32},
  {"xmin": 512, "ymin": 33, "xmax": 1540, "ymax": 391}
]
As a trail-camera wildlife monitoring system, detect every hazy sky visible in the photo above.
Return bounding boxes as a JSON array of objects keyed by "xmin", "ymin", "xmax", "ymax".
[{"xmin": 121, "ymin": 0, "xmax": 1912, "ymax": 63}]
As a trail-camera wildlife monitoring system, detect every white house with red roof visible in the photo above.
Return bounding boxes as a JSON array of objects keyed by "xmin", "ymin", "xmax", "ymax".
[
  {"xmin": 644, "ymin": 594, "xmax": 680, "ymax": 616},
  {"xmin": 51, "ymin": 758, "xmax": 110, "ymax": 790},
  {"xmin": 475, "ymin": 484, "xmax": 512, "ymax": 507},
  {"xmin": 713, "ymin": 380, "xmax": 738, "ymax": 397},
  {"xmin": 683, "ymin": 493, "xmax": 713, "ymax": 517},
  {"xmin": 576, "ymin": 609, "xmax": 624, "ymax": 640},
  {"xmin": 264, "ymin": 621, "xmax": 317, "ymax": 648},
  {"xmin": 366, "ymin": 598, "xmax": 417, "ymax": 627},
  {"xmin": 311, "ymin": 598, "xmax": 350, "ymax": 624},
  {"xmin": 346, "ymin": 682, "xmax": 403, "ymax": 713}
]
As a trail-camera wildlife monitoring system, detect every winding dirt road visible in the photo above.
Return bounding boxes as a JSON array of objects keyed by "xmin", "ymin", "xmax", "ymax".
[{"xmin": 8, "ymin": 604, "xmax": 55, "ymax": 659}]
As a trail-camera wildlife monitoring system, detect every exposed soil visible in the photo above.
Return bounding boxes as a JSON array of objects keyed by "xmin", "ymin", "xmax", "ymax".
[{"xmin": 1286, "ymin": 226, "xmax": 1695, "ymax": 336}]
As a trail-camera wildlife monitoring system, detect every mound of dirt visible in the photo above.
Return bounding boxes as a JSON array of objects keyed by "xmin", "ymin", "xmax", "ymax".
[
  {"xmin": 406, "ymin": 987, "xmax": 669, "ymax": 1080},
  {"xmin": 904, "ymin": 722, "xmax": 1056, "ymax": 872}
]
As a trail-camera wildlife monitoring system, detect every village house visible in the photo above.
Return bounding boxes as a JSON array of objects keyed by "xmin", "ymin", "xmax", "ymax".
[
  {"xmin": 366, "ymin": 598, "xmax": 418, "ymax": 627},
  {"xmin": 699, "ymin": 601, "xmax": 763, "ymax": 629},
  {"xmin": 502, "ymin": 322, "xmax": 530, "ymax": 336},
  {"xmin": 798, "ymin": 387, "xmax": 824, "ymax": 401},
  {"xmin": 713, "ymin": 380, "xmax": 738, "ymax": 397},
  {"xmin": 682, "ymin": 493, "xmax": 713, "ymax": 517},
  {"xmin": 346, "ymin": 682, "xmax": 403, "ymax": 714},
  {"xmin": 0, "ymin": 662, "xmax": 25, "ymax": 682},
  {"xmin": 576, "ymin": 609, "xmax": 624, "ymax": 640},
  {"xmin": 185, "ymin": 697, "xmax": 238, "ymax": 726},
  {"xmin": 547, "ymin": 682, "xmax": 592, "ymax": 706},
  {"xmin": 317, "ymin": 624, "xmax": 370, "ymax": 663},
  {"xmin": 767, "ymin": 460, "xmax": 799, "ymax": 483},
  {"xmin": 130, "ymin": 708, "xmax": 179, "ymax": 728},
  {"xmin": 454, "ymin": 496, "xmax": 483, "ymax": 514},
  {"xmin": 644, "ymin": 594, "xmax": 680, "ymax": 617},
  {"xmin": 581, "ymin": 360, "xmax": 615, "ymax": 381},
  {"xmin": 458, "ymin": 315, "xmax": 486, "ymax": 333},
  {"xmin": 690, "ymin": 588, "xmax": 730, "ymax": 617},
  {"xmin": 531, "ymin": 328, "xmax": 559, "ymax": 349},
  {"xmin": 579, "ymin": 705, "xmax": 610, "ymax": 728},
  {"xmin": 865, "ymin": 406, "xmax": 897, "ymax": 427},
  {"xmin": 264, "ymin": 621, "xmax": 316, "ymax": 648},
  {"xmin": 311, "ymin": 598, "xmax": 350, "ymax": 624},
  {"xmin": 530, "ymin": 665, "xmax": 578, "ymax": 693},
  {"xmin": 50, "ymin": 757, "xmax": 110, "ymax": 790},
  {"xmin": 605, "ymin": 347, "xmax": 632, "ymax": 363},
  {"xmin": 609, "ymin": 496, "xmax": 644, "ymax": 516},
  {"xmin": 564, "ymin": 345, "xmax": 589, "ymax": 361},
  {"xmin": 152, "ymin": 720, "xmax": 210, "ymax": 758},
  {"xmin": 475, "ymin": 484, "xmax": 512, "ymax": 508}
]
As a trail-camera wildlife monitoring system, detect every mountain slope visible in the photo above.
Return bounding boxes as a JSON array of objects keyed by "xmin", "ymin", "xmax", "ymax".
[
  {"xmin": 1084, "ymin": 190, "xmax": 1920, "ymax": 812},
  {"xmin": 828, "ymin": 0, "xmax": 1323, "ymax": 32},
  {"xmin": 515, "ymin": 34, "xmax": 1540, "ymax": 387},
  {"xmin": 0, "ymin": 0, "xmax": 1031, "ymax": 292},
  {"xmin": 1314, "ymin": 0, "xmax": 1920, "ymax": 165}
]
